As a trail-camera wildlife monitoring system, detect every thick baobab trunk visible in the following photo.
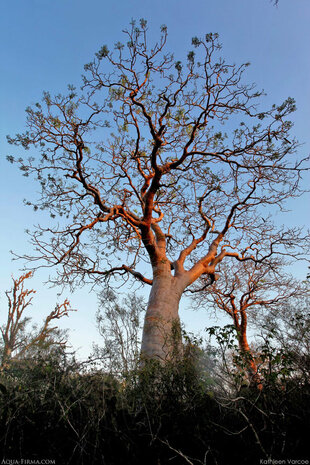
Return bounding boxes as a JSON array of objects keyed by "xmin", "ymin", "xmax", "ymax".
[{"xmin": 141, "ymin": 266, "xmax": 186, "ymax": 362}]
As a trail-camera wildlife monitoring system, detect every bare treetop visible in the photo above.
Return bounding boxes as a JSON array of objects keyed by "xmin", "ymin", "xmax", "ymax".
[{"xmin": 1, "ymin": 272, "xmax": 74, "ymax": 368}]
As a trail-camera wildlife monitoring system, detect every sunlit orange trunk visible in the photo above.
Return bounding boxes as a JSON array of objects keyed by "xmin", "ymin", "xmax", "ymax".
[
  {"xmin": 238, "ymin": 334, "xmax": 262, "ymax": 390},
  {"xmin": 236, "ymin": 310, "xmax": 263, "ymax": 390},
  {"xmin": 140, "ymin": 261, "xmax": 185, "ymax": 361}
]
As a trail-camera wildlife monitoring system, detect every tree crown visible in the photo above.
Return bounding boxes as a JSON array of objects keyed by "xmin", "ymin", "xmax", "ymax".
[{"xmin": 7, "ymin": 19, "xmax": 309, "ymax": 289}]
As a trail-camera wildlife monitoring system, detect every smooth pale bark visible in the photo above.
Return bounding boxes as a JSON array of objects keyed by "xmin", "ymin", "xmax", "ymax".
[
  {"xmin": 140, "ymin": 226, "xmax": 220, "ymax": 361},
  {"xmin": 140, "ymin": 261, "xmax": 188, "ymax": 362}
]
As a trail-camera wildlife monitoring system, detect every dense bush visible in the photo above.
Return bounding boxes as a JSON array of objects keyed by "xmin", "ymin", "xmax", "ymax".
[{"xmin": 0, "ymin": 341, "xmax": 309, "ymax": 464}]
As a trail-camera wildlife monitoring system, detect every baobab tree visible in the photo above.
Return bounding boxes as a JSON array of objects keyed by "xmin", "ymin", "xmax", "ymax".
[
  {"xmin": 1, "ymin": 272, "xmax": 73, "ymax": 368},
  {"xmin": 191, "ymin": 259, "xmax": 309, "ymax": 387},
  {"xmin": 8, "ymin": 20, "xmax": 309, "ymax": 361}
]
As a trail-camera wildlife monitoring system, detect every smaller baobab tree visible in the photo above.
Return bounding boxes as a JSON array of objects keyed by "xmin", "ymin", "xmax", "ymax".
[
  {"xmin": 1, "ymin": 272, "xmax": 73, "ymax": 369},
  {"xmin": 191, "ymin": 259, "xmax": 309, "ymax": 388}
]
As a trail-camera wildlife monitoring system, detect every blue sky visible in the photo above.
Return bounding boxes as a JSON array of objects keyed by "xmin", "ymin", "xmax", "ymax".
[{"xmin": 0, "ymin": 0, "xmax": 309, "ymax": 358}]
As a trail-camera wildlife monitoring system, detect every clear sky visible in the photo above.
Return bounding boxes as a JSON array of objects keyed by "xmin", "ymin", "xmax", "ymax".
[{"xmin": 0, "ymin": 0, "xmax": 309, "ymax": 359}]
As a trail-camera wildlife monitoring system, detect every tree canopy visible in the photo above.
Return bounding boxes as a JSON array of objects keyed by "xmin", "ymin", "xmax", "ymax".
[{"xmin": 8, "ymin": 19, "xmax": 309, "ymax": 360}]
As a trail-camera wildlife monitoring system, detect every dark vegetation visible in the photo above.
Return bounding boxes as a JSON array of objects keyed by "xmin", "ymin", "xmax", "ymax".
[{"xmin": 0, "ymin": 293, "xmax": 309, "ymax": 464}]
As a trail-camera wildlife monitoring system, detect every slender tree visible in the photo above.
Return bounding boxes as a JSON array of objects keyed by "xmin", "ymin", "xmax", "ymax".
[
  {"xmin": 93, "ymin": 289, "xmax": 144, "ymax": 375},
  {"xmin": 191, "ymin": 259, "xmax": 309, "ymax": 387},
  {"xmin": 8, "ymin": 20, "xmax": 309, "ymax": 361},
  {"xmin": 253, "ymin": 293, "xmax": 310, "ymax": 380},
  {"xmin": 1, "ymin": 272, "xmax": 73, "ymax": 368}
]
